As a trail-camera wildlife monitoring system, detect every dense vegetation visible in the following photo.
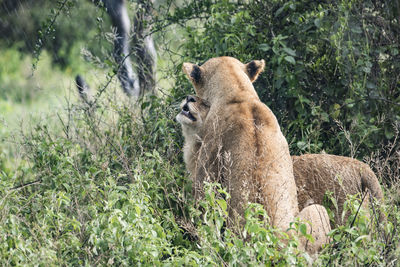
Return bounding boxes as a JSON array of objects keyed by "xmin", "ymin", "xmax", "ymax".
[{"xmin": 0, "ymin": 0, "xmax": 399, "ymax": 265}]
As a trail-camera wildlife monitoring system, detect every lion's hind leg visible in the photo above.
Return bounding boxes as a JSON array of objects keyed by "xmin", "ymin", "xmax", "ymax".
[{"xmin": 297, "ymin": 204, "xmax": 331, "ymax": 255}]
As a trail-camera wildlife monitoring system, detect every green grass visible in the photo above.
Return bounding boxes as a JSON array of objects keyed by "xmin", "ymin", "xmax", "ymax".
[
  {"xmin": 0, "ymin": 46, "xmax": 109, "ymax": 172},
  {"xmin": 0, "ymin": 48, "xmax": 65, "ymax": 172}
]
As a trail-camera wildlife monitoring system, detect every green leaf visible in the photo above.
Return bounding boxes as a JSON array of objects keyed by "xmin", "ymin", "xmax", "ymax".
[
  {"xmin": 331, "ymin": 103, "xmax": 341, "ymax": 119},
  {"xmin": 275, "ymin": 6, "xmax": 285, "ymax": 17},
  {"xmin": 283, "ymin": 47, "xmax": 296, "ymax": 56},
  {"xmin": 314, "ymin": 18, "xmax": 321, "ymax": 28},
  {"xmin": 334, "ymin": 234, "xmax": 342, "ymax": 242},
  {"xmin": 305, "ymin": 233, "xmax": 314, "ymax": 242},
  {"xmin": 344, "ymin": 98, "xmax": 355, "ymax": 108},
  {"xmin": 104, "ymin": 59, "xmax": 113, "ymax": 67},
  {"xmin": 258, "ymin": 43, "xmax": 271, "ymax": 52},
  {"xmin": 116, "ymin": 186, "xmax": 127, "ymax": 191},
  {"xmin": 216, "ymin": 199, "xmax": 227, "ymax": 212},
  {"xmin": 354, "ymin": 235, "xmax": 369, "ymax": 243},
  {"xmin": 321, "ymin": 112, "xmax": 329, "ymax": 122},
  {"xmin": 284, "ymin": 56, "xmax": 296, "ymax": 64},
  {"xmin": 248, "ymin": 223, "xmax": 259, "ymax": 234},
  {"xmin": 385, "ymin": 127, "xmax": 394, "ymax": 139},
  {"xmin": 350, "ymin": 25, "xmax": 362, "ymax": 34},
  {"xmin": 299, "ymin": 223, "xmax": 307, "ymax": 236},
  {"xmin": 366, "ymin": 81, "xmax": 376, "ymax": 89},
  {"xmin": 297, "ymin": 141, "xmax": 307, "ymax": 151},
  {"xmin": 362, "ymin": 66, "xmax": 371, "ymax": 73},
  {"xmin": 135, "ymin": 205, "xmax": 141, "ymax": 217}
]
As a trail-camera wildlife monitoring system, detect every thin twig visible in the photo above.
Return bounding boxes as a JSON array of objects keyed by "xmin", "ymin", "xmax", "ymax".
[
  {"xmin": 350, "ymin": 191, "xmax": 368, "ymax": 228},
  {"xmin": 11, "ymin": 179, "xmax": 41, "ymax": 190},
  {"xmin": 32, "ymin": 0, "xmax": 70, "ymax": 72}
]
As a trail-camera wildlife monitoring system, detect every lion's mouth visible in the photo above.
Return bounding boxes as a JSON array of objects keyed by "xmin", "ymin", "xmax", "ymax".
[{"xmin": 181, "ymin": 103, "xmax": 197, "ymax": 121}]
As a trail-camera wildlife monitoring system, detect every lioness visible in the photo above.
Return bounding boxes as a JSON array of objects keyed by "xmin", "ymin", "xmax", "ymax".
[
  {"xmin": 176, "ymin": 95, "xmax": 383, "ymax": 228},
  {"xmin": 293, "ymin": 154, "xmax": 384, "ymax": 226},
  {"xmin": 176, "ymin": 95, "xmax": 210, "ymax": 177},
  {"xmin": 177, "ymin": 95, "xmax": 330, "ymax": 254},
  {"xmin": 182, "ymin": 57, "xmax": 299, "ymax": 231}
]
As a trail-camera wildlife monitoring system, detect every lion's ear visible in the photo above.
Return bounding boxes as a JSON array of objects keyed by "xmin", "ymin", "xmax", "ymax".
[
  {"xmin": 183, "ymin": 62, "xmax": 203, "ymax": 84},
  {"xmin": 245, "ymin": 60, "xmax": 265, "ymax": 82}
]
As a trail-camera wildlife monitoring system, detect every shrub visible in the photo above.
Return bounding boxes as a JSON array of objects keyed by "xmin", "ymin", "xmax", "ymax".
[{"xmin": 173, "ymin": 0, "xmax": 400, "ymax": 159}]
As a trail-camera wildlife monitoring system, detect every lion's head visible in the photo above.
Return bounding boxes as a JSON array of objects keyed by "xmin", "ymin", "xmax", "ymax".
[
  {"xmin": 176, "ymin": 95, "xmax": 210, "ymax": 132},
  {"xmin": 182, "ymin": 57, "xmax": 265, "ymax": 104}
]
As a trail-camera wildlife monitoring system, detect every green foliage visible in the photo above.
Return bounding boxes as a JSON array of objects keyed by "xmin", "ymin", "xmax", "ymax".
[
  {"xmin": 0, "ymin": 0, "xmax": 111, "ymax": 70},
  {"xmin": 191, "ymin": 183, "xmax": 312, "ymax": 266},
  {"xmin": 1, "ymin": 90, "xmax": 398, "ymax": 265},
  {"xmin": 0, "ymin": 95, "xmax": 312, "ymax": 265},
  {"xmin": 0, "ymin": 96, "xmax": 183, "ymax": 265},
  {"xmin": 315, "ymin": 194, "xmax": 399, "ymax": 266},
  {"xmin": 176, "ymin": 0, "xmax": 400, "ymax": 159}
]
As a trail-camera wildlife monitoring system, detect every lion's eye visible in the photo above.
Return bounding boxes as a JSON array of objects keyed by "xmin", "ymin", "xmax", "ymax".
[{"xmin": 186, "ymin": 95, "xmax": 196, "ymax": 103}]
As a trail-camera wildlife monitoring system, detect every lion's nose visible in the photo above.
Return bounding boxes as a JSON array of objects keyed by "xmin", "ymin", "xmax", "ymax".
[{"xmin": 186, "ymin": 95, "xmax": 196, "ymax": 103}]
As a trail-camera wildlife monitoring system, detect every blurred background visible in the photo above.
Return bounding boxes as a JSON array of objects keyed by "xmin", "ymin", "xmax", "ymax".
[{"xmin": 0, "ymin": 0, "xmax": 109, "ymax": 148}]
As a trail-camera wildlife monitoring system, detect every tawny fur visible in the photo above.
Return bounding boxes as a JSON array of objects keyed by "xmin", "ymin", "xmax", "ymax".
[
  {"xmin": 177, "ymin": 96, "xmax": 331, "ymax": 254},
  {"xmin": 176, "ymin": 96, "xmax": 210, "ymax": 178},
  {"xmin": 297, "ymin": 204, "xmax": 331, "ymax": 254},
  {"xmin": 292, "ymin": 154, "xmax": 384, "ymax": 226},
  {"xmin": 182, "ymin": 57, "xmax": 299, "ymax": 231}
]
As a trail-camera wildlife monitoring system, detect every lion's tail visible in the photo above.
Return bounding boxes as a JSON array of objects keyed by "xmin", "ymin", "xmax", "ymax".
[{"xmin": 360, "ymin": 165, "xmax": 385, "ymax": 221}]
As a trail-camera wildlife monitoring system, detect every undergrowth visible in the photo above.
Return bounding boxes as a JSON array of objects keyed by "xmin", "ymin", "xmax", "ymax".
[{"xmin": 0, "ymin": 91, "xmax": 399, "ymax": 266}]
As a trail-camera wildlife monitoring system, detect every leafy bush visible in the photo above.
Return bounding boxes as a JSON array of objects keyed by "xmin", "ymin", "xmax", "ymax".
[
  {"xmin": 0, "ymin": 89, "xmax": 398, "ymax": 265},
  {"xmin": 0, "ymin": 95, "xmax": 311, "ymax": 265},
  {"xmin": 316, "ymin": 195, "xmax": 399, "ymax": 266},
  {"xmin": 174, "ymin": 0, "xmax": 400, "ymax": 160}
]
